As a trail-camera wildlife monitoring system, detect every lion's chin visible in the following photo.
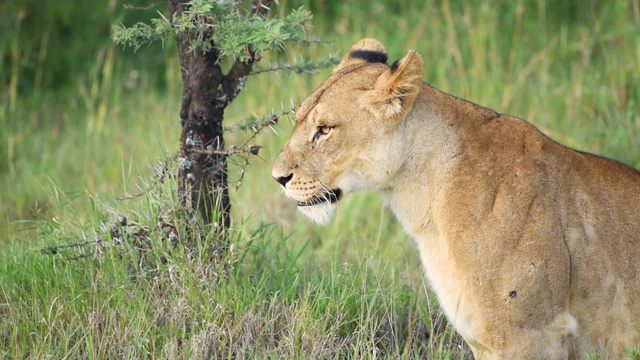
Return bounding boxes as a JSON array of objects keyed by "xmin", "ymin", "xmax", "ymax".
[{"xmin": 297, "ymin": 202, "xmax": 337, "ymax": 226}]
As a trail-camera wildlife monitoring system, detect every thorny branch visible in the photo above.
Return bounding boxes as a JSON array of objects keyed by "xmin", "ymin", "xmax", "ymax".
[
  {"xmin": 250, "ymin": 52, "xmax": 340, "ymax": 76},
  {"xmin": 47, "ymin": 105, "xmax": 297, "ymax": 261},
  {"xmin": 123, "ymin": 2, "xmax": 163, "ymax": 10},
  {"xmin": 210, "ymin": 105, "xmax": 295, "ymax": 190},
  {"xmin": 192, "ymin": 144, "xmax": 263, "ymax": 157},
  {"xmin": 222, "ymin": 0, "xmax": 276, "ymax": 104},
  {"xmin": 46, "ymin": 215, "xmax": 150, "ymax": 261},
  {"xmin": 115, "ymin": 105, "xmax": 293, "ymax": 201}
]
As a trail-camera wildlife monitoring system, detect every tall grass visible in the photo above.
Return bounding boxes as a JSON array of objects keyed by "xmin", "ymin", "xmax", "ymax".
[
  {"xmin": 1, "ymin": 0, "xmax": 639, "ymax": 358},
  {"xmin": 0, "ymin": 166, "xmax": 467, "ymax": 358}
]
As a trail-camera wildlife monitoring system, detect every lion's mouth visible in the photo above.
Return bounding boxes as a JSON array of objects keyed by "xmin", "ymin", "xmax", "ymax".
[{"xmin": 296, "ymin": 189, "xmax": 342, "ymax": 207}]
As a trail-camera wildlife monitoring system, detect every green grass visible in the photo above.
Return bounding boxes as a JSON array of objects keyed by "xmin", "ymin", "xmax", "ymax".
[
  {"xmin": 0, "ymin": 172, "xmax": 467, "ymax": 358},
  {"xmin": 1, "ymin": 0, "xmax": 640, "ymax": 358}
]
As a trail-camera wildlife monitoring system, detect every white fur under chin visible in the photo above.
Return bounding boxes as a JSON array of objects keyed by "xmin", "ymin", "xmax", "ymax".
[{"xmin": 297, "ymin": 202, "xmax": 336, "ymax": 226}]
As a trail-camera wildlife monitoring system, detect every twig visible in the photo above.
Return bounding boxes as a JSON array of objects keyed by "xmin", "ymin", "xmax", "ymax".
[
  {"xmin": 252, "ymin": 0, "xmax": 274, "ymax": 17},
  {"xmin": 48, "ymin": 238, "xmax": 105, "ymax": 254},
  {"xmin": 124, "ymin": 2, "xmax": 163, "ymax": 10},
  {"xmin": 116, "ymin": 157, "xmax": 172, "ymax": 201},
  {"xmin": 250, "ymin": 52, "xmax": 340, "ymax": 76},
  {"xmin": 240, "ymin": 109, "xmax": 291, "ymax": 149},
  {"xmin": 191, "ymin": 145, "xmax": 262, "ymax": 156}
]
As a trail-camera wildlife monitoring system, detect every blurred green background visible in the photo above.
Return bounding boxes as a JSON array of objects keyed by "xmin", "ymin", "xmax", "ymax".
[{"xmin": 1, "ymin": 0, "xmax": 639, "ymax": 247}]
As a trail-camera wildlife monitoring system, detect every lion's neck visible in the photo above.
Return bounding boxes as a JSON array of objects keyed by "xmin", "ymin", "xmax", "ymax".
[
  {"xmin": 381, "ymin": 84, "xmax": 471, "ymax": 239},
  {"xmin": 381, "ymin": 84, "xmax": 498, "ymax": 235}
]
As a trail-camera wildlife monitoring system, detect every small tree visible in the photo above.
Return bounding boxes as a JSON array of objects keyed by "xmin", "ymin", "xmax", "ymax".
[{"xmin": 112, "ymin": 0, "xmax": 335, "ymax": 248}]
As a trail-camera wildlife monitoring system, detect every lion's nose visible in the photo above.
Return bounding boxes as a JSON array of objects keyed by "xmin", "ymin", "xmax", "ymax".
[{"xmin": 274, "ymin": 173, "xmax": 293, "ymax": 187}]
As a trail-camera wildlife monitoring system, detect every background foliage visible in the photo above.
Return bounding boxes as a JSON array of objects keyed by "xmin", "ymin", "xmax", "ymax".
[{"xmin": 1, "ymin": 0, "xmax": 639, "ymax": 358}]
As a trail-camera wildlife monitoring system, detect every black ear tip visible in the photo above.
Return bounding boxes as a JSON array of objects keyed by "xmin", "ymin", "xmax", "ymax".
[{"xmin": 349, "ymin": 50, "xmax": 388, "ymax": 64}]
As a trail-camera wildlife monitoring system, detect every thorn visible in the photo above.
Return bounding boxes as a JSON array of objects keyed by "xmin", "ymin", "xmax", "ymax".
[{"xmin": 156, "ymin": 9, "xmax": 168, "ymax": 22}]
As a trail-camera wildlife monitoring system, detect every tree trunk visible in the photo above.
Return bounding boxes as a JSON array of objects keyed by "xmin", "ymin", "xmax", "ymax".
[
  {"xmin": 168, "ymin": 0, "xmax": 230, "ymax": 234},
  {"xmin": 166, "ymin": 0, "xmax": 274, "ymax": 248}
]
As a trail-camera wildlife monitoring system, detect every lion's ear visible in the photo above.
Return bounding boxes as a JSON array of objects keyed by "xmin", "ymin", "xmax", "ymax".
[
  {"xmin": 366, "ymin": 50, "xmax": 424, "ymax": 120},
  {"xmin": 333, "ymin": 38, "xmax": 388, "ymax": 73}
]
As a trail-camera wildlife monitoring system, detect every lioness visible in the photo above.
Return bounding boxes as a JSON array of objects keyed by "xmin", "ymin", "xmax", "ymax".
[{"xmin": 272, "ymin": 38, "xmax": 640, "ymax": 359}]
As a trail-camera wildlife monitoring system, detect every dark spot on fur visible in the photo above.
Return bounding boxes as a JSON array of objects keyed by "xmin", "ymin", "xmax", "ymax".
[
  {"xmin": 390, "ymin": 59, "xmax": 400, "ymax": 71},
  {"xmin": 509, "ymin": 291, "xmax": 517, "ymax": 298},
  {"xmin": 350, "ymin": 50, "xmax": 388, "ymax": 64}
]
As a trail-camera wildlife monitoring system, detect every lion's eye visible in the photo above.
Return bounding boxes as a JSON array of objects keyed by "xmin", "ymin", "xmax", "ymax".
[{"xmin": 313, "ymin": 125, "xmax": 333, "ymax": 141}]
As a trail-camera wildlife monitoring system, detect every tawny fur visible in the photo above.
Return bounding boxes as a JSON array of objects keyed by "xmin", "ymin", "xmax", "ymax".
[{"xmin": 272, "ymin": 38, "xmax": 640, "ymax": 359}]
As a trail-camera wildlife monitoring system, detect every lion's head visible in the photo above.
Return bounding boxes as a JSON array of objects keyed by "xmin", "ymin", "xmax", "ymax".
[{"xmin": 272, "ymin": 39, "xmax": 424, "ymax": 224}]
